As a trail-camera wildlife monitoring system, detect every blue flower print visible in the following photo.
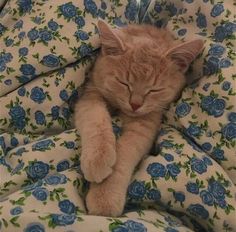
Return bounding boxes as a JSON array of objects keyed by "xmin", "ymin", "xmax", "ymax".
[
  {"xmin": 99, "ymin": 1, "xmax": 106, "ymax": 10},
  {"xmin": 75, "ymin": 30, "xmax": 89, "ymax": 40},
  {"xmin": 147, "ymin": 162, "xmax": 167, "ymax": 178},
  {"xmin": 202, "ymin": 142, "xmax": 212, "ymax": 152},
  {"xmin": 211, "ymin": 4, "xmax": 224, "ymax": 17},
  {"xmin": 9, "ymin": 105, "xmax": 26, "ymax": 130},
  {"xmin": 154, "ymin": 3, "xmax": 162, "ymax": 13},
  {"xmin": 147, "ymin": 189, "xmax": 161, "ymax": 201},
  {"xmin": 79, "ymin": 44, "xmax": 92, "ymax": 57},
  {"xmin": 0, "ymin": 136, "xmax": 6, "ymax": 152},
  {"xmin": 222, "ymin": 81, "xmax": 231, "ymax": 91},
  {"xmin": 84, "ymin": 0, "xmax": 98, "ymax": 16},
  {"xmin": 125, "ymin": 0, "xmax": 138, "ymax": 21},
  {"xmin": 19, "ymin": 47, "xmax": 29, "ymax": 56},
  {"xmin": 39, "ymin": 29, "xmax": 52, "ymax": 42},
  {"xmin": 59, "ymin": 89, "xmax": 69, "ymax": 101},
  {"xmin": 18, "ymin": 0, "xmax": 33, "ymax": 14},
  {"xmin": 24, "ymin": 223, "xmax": 45, "ymax": 232},
  {"xmin": 51, "ymin": 106, "xmax": 60, "ymax": 120},
  {"xmin": 173, "ymin": 192, "xmax": 185, "ymax": 202},
  {"xmin": 32, "ymin": 187, "xmax": 49, "ymax": 201},
  {"xmin": 20, "ymin": 64, "xmax": 36, "ymax": 75},
  {"xmin": 98, "ymin": 9, "xmax": 106, "ymax": 19},
  {"xmin": 15, "ymin": 147, "xmax": 26, "ymax": 156},
  {"xmin": 178, "ymin": 29, "xmax": 187, "ymax": 36},
  {"xmin": 51, "ymin": 214, "xmax": 76, "ymax": 226},
  {"xmin": 0, "ymin": 23, "xmax": 6, "ymax": 36},
  {"xmin": 59, "ymin": 199, "xmax": 76, "ymax": 214},
  {"xmin": 200, "ymin": 190, "xmax": 214, "ymax": 206},
  {"xmin": 128, "ymin": 181, "xmax": 146, "ymax": 200},
  {"xmin": 48, "ymin": 20, "xmax": 59, "ymax": 31},
  {"xmin": 187, "ymin": 204, "xmax": 209, "ymax": 219},
  {"xmin": 59, "ymin": 2, "xmax": 77, "ymax": 18},
  {"xmin": 44, "ymin": 174, "xmax": 67, "ymax": 185},
  {"xmin": 18, "ymin": 31, "xmax": 26, "ymax": 39},
  {"xmin": 221, "ymin": 122, "xmax": 236, "ymax": 140},
  {"xmin": 62, "ymin": 107, "xmax": 71, "ymax": 119},
  {"xmin": 190, "ymin": 157, "xmax": 207, "ymax": 174},
  {"xmin": 213, "ymin": 22, "xmax": 236, "ymax": 42},
  {"xmin": 211, "ymin": 147, "xmax": 225, "ymax": 160},
  {"xmin": 165, "ymin": 227, "xmax": 179, "ymax": 232},
  {"xmin": 216, "ymin": 199, "xmax": 227, "ymax": 209},
  {"xmin": 113, "ymin": 17, "xmax": 126, "ymax": 27},
  {"xmin": 208, "ymin": 180, "xmax": 226, "ymax": 200},
  {"xmin": 200, "ymin": 96, "xmax": 225, "ymax": 117},
  {"xmin": 18, "ymin": 87, "xmax": 26, "ymax": 97},
  {"xmin": 11, "ymin": 137, "xmax": 19, "ymax": 147},
  {"xmin": 65, "ymin": 141, "xmax": 75, "ymax": 149},
  {"xmin": 27, "ymin": 28, "xmax": 39, "ymax": 41},
  {"xmin": 33, "ymin": 16, "xmax": 42, "ymax": 25},
  {"xmin": 32, "ymin": 139, "xmax": 55, "ymax": 151},
  {"xmin": 57, "ymin": 160, "xmax": 70, "ymax": 172},
  {"xmin": 175, "ymin": 102, "xmax": 191, "ymax": 117},
  {"xmin": 4, "ymin": 79, "xmax": 12, "ymax": 85},
  {"xmin": 203, "ymin": 156, "xmax": 213, "ymax": 166},
  {"xmin": 2, "ymin": 52, "xmax": 13, "ymax": 63},
  {"xmin": 22, "ymin": 180, "xmax": 43, "ymax": 191},
  {"xmin": 5, "ymin": 38, "xmax": 14, "ymax": 47},
  {"xmin": 225, "ymin": 22, "xmax": 236, "ymax": 34},
  {"xmin": 164, "ymin": 153, "xmax": 174, "ymax": 162},
  {"xmin": 165, "ymin": 3, "xmax": 177, "ymax": 17},
  {"xmin": 203, "ymin": 56, "xmax": 219, "ymax": 75},
  {"xmin": 74, "ymin": 16, "xmax": 85, "ymax": 28},
  {"xmin": 30, "ymin": 87, "xmax": 46, "ymax": 104},
  {"xmin": 186, "ymin": 124, "xmax": 201, "ymax": 137},
  {"xmin": 228, "ymin": 112, "xmax": 236, "ymax": 122},
  {"xmin": 14, "ymin": 20, "xmax": 23, "ymax": 30},
  {"xmin": 26, "ymin": 161, "xmax": 50, "ymax": 180},
  {"xmin": 219, "ymin": 58, "xmax": 231, "ymax": 68},
  {"xmin": 186, "ymin": 182, "xmax": 199, "ymax": 194},
  {"xmin": 208, "ymin": 44, "xmax": 225, "ymax": 57},
  {"xmin": 35, "ymin": 111, "xmax": 46, "ymax": 125},
  {"xmin": 113, "ymin": 225, "xmax": 128, "ymax": 232},
  {"xmin": 124, "ymin": 220, "xmax": 147, "ymax": 232},
  {"xmin": 166, "ymin": 163, "xmax": 181, "ymax": 177},
  {"xmin": 42, "ymin": 54, "xmax": 60, "ymax": 67},
  {"xmin": 196, "ymin": 13, "xmax": 207, "ymax": 28},
  {"xmin": 10, "ymin": 206, "xmax": 23, "ymax": 215}
]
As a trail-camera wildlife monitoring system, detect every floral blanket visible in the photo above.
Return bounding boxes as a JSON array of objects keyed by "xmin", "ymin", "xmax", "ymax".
[{"xmin": 0, "ymin": 0, "xmax": 235, "ymax": 231}]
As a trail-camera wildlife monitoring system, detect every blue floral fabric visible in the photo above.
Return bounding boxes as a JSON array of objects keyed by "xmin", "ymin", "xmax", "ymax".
[{"xmin": 0, "ymin": 0, "xmax": 235, "ymax": 231}]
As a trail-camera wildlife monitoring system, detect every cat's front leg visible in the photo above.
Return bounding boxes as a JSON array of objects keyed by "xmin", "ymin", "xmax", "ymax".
[
  {"xmin": 86, "ymin": 112, "xmax": 161, "ymax": 216},
  {"xmin": 74, "ymin": 85, "xmax": 116, "ymax": 183}
]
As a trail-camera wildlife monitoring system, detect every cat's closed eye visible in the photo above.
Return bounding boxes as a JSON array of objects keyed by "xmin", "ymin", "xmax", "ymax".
[
  {"xmin": 145, "ymin": 88, "xmax": 165, "ymax": 95},
  {"xmin": 115, "ymin": 77, "xmax": 132, "ymax": 92}
]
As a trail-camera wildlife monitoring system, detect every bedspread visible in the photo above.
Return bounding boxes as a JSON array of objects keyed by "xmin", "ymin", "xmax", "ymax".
[{"xmin": 0, "ymin": 0, "xmax": 235, "ymax": 231}]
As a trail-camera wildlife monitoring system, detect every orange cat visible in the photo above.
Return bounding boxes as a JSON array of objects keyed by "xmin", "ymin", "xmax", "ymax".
[{"xmin": 74, "ymin": 20, "xmax": 204, "ymax": 216}]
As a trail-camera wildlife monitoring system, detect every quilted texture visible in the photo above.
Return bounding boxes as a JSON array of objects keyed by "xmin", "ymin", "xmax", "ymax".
[{"xmin": 0, "ymin": 0, "xmax": 235, "ymax": 231}]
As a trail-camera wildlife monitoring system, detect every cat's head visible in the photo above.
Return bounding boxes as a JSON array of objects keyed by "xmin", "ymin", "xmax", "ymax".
[{"xmin": 93, "ymin": 20, "xmax": 204, "ymax": 117}]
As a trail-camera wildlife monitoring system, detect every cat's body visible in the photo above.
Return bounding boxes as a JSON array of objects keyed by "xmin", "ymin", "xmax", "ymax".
[{"xmin": 74, "ymin": 21, "xmax": 204, "ymax": 216}]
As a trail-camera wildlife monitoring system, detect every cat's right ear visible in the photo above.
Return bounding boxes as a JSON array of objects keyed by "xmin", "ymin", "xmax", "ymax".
[{"xmin": 97, "ymin": 20, "xmax": 125, "ymax": 56}]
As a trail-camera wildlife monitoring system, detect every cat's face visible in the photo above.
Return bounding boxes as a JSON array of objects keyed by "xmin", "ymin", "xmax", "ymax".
[{"xmin": 93, "ymin": 21, "xmax": 204, "ymax": 117}]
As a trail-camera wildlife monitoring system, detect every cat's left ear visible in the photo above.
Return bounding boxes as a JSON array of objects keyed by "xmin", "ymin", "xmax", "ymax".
[
  {"xmin": 165, "ymin": 39, "xmax": 204, "ymax": 73},
  {"xmin": 97, "ymin": 20, "xmax": 125, "ymax": 55}
]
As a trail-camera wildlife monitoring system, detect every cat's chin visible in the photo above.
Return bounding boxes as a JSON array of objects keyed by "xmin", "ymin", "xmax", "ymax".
[{"xmin": 121, "ymin": 109, "xmax": 149, "ymax": 117}]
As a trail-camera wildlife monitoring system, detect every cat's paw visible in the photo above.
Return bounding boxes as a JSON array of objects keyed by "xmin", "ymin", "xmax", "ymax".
[
  {"xmin": 81, "ymin": 138, "xmax": 116, "ymax": 183},
  {"xmin": 86, "ymin": 181, "xmax": 125, "ymax": 217}
]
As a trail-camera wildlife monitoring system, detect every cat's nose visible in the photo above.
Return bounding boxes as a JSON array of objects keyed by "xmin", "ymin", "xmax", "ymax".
[{"xmin": 130, "ymin": 103, "xmax": 141, "ymax": 111}]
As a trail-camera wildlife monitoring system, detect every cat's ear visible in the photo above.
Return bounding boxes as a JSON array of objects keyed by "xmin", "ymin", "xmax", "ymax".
[
  {"xmin": 97, "ymin": 20, "xmax": 125, "ymax": 55},
  {"xmin": 165, "ymin": 39, "xmax": 204, "ymax": 73}
]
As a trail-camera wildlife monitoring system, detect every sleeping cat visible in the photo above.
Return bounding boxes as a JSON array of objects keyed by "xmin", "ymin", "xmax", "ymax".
[{"xmin": 74, "ymin": 20, "xmax": 204, "ymax": 216}]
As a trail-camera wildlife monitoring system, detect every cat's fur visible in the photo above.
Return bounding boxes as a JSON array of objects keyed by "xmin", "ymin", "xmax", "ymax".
[{"xmin": 74, "ymin": 20, "xmax": 204, "ymax": 216}]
